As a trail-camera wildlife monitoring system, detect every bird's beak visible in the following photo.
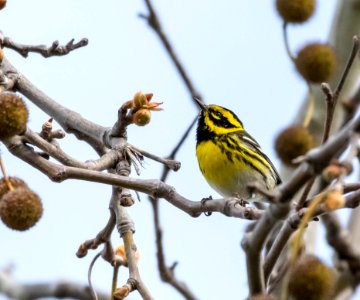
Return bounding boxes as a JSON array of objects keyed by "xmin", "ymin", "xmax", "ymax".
[{"xmin": 193, "ymin": 96, "xmax": 208, "ymax": 111}]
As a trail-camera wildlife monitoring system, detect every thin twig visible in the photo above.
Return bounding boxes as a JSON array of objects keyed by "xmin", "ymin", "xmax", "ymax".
[
  {"xmin": 140, "ymin": 2, "xmax": 201, "ymax": 295},
  {"xmin": 88, "ymin": 251, "xmax": 102, "ymax": 300},
  {"xmin": 111, "ymin": 265, "xmax": 120, "ymax": 300},
  {"xmin": 0, "ymin": 270, "xmax": 109, "ymax": 300},
  {"xmin": 76, "ymin": 210, "xmax": 116, "ymax": 258},
  {"xmin": 109, "ymin": 101, "xmax": 133, "ymax": 139},
  {"xmin": 0, "ymin": 156, "xmax": 13, "ymax": 191},
  {"xmin": 24, "ymin": 128, "xmax": 120, "ymax": 171},
  {"xmin": 2, "ymin": 37, "xmax": 88, "ymax": 58},
  {"xmin": 129, "ymin": 144, "xmax": 181, "ymax": 171},
  {"xmin": 282, "ymin": 22, "xmax": 296, "ymax": 62},
  {"xmin": 140, "ymin": 0, "xmax": 201, "ymax": 100},
  {"xmin": 322, "ymin": 213, "xmax": 360, "ymax": 282},
  {"xmin": 342, "ymin": 86, "xmax": 360, "ymax": 125},
  {"xmin": 295, "ymin": 177, "xmax": 316, "ymax": 211},
  {"xmin": 321, "ymin": 36, "xmax": 360, "ymax": 143},
  {"xmin": 150, "ymin": 195, "xmax": 197, "ymax": 300}
]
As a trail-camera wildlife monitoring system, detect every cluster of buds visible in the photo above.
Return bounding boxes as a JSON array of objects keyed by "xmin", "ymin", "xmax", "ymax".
[
  {"xmin": 114, "ymin": 243, "xmax": 140, "ymax": 266},
  {"xmin": 323, "ymin": 184, "xmax": 345, "ymax": 212},
  {"xmin": 125, "ymin": 92, "xmax": 162, "ymax": 126},
  {"xmin": 322, "ymin": 159, "xmax": 352, "ymax": 182}
]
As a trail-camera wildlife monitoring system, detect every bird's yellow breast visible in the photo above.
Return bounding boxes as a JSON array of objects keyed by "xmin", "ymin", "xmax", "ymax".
[{"xmin": 196, "ymin": 139, "xmax": 261, "ymax": 197}]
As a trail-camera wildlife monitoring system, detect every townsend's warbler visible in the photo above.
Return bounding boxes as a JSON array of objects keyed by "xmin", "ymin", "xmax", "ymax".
[{"xmin": 195, "ymin": 98, "xmax": 281, "ymax": 200}]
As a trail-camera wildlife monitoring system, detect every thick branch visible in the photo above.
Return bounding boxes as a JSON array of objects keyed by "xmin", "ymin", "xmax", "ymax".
[
  {"xmin": 242, "ymin": 111, "xmax": 360, "ymax": 295},
  {"xmin": 0, "ymin": 271, "xmax": 108, "ymax": 300},
  {"xmin": 322, "ymin": 213, "xmax": 360, "ymax": 282},
  {"xmin": 0, "ymin": 57, "xmax": 107, "ymax": 155}
]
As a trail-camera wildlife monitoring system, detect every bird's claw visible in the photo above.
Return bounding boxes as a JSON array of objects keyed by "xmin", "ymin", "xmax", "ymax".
[
  {"xmin": 201, "ymin": 195, "xmax": 213, "ymax": 205},
  {"xmin": 201, "ymin": 195, "xmax": 213, "ymax": 216}
]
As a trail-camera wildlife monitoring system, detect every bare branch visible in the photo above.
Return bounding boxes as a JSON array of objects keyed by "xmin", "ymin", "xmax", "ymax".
[
  {"xmin": 320, "ymin": 35, "xmax": 360, "ymax": 143},
  {"xmin": 24, "ymin": 128, "xmax": 120, "ymax": 170},
  {"xmin": 140, "ymin": 0, "xmax": 201, "ymax": 101},
  {"xmin": 112, "ymin": 189, "xmax": 153, "ymax": 300},
  {"xmin": 322, "ymin": 213, "xmax": 360, "ymax": 282},
  {"xmin": 0, "ymin": 57, "xmax": 107, "ymax": 155},
  {"xmin": 139, "ymin": 3, "xmax": 203, "ymax": 294},
  {"xmin": 264, "ymin": 187, "xmax": 360, "ymax": 286},
  {"xmin": 76, "ymin": 210, "xmax": 116, "ymax": 258},
  {"xmin": 150, "ymin": 198, "xmax": 198, "ymax": 300},
  {"xmin": 2, "ymin": 36, "xmax": 88, "ymax": 58},
  {"xmin": 129, "ymin": 144, "xmax": 181, "ymax": 171},
  {"xmin": 242, "ymin": 111, "xmax": 360, "ymax": 295},
  {"xmin": 0, "ymin": 270, "xmax": 109, "ymax": 300},
  {"xmin": 88, "ymin": 252, "xmax": 102, "ymax": 300}
]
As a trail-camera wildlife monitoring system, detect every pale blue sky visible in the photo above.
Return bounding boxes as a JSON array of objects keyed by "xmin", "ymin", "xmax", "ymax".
[{"xmin": 0, "ymin": 1, "xmax": 339, "ymax": 299}]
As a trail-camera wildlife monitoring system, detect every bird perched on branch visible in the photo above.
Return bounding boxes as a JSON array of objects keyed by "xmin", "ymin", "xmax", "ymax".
[{"xmin": 195, "ymin": 97, "xmax": 281, "ymax": 200}]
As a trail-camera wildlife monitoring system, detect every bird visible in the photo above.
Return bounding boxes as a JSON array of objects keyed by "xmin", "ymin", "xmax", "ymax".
[{"xmin": 195, "ymin": 97, "xmax": 281, "ymax": 200}]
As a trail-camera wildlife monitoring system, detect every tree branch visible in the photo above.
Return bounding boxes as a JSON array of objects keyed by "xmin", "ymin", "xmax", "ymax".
[
  {"xmin": 1, "ymin": 36, "xmax": 88, "ymax": 58},
  {"xmin": 24, "ymin": 127, "xmax": 120, "ymax": 170},
  {"xmin": 0, "ymin": 57, "xmax": 107, "ymax": 155},
  {"xmin": 112, "ymin": 189, "xmax": 153, "ymax": 300},
  {"xmin": 322, "ymin": 213, "xmax": 360, "ymax": 283},
  {"xmin": 0, "ymin": 270, "xmax": 109, "ymax": 300},
  {"xmin": 140, "ymin": 0, "xmax": 201, "ymax": 101}
]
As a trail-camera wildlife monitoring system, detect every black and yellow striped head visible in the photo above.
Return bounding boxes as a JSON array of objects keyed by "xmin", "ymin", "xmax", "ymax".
[{"xmin": 195, "ymin": 98, "xmax": 244, "ymax": 143}]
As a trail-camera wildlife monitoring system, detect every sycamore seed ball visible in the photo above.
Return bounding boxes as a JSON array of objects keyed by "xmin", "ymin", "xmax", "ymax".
[
  {"xmin": 0, "ymin": 177, "xmax": 27, "ymax": 199},
  {"xmin": 0, "ymin": 187, "xmax": 43, "ymax": 231},
  {"xmin": 275, "ymin": 125, "xmax": 314, "ymax": 165},
  {"xmin": 0, "ymin": 93, "xmax": 29, "ymax": 140},
  {"xmin": 288, "ymin": 255, "xmax": 334, "ymax": 300},
  {"xmin": 295, "ymin": 43, "xmax": 336, "ymax": 83},
  {"xmin": 276, "ymin": 0, "xmax": 315, "ymax": 23},
  {"xmin": 0, "ymin": 0, "xmax": 6, "ymax": 10}
]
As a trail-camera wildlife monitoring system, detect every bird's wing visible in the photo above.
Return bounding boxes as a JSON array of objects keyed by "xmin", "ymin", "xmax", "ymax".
[{"xmin": 235, "ymin": 130, "xmax": 282, "ymax": 184}]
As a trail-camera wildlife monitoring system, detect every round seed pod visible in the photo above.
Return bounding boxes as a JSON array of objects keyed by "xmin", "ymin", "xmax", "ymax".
[
  {"xmin": 0, "ymin": 0, "xmax": 6, "ymax": 10},
  {"xmin": 0, "ymin": 176, "xmax": 27, "ymax": 200},
  {"xmin": 0, "ymin": 187, "xmax": 43, "ymax": 231},
  {"xmin": 289, "ymin": 255, "xmax": 334, "ymax": 300},
  {"xmin": 295, "ymin": 43, "xmax": 336, "ymax": 83},
  {"xmin": 0, "ymin": 93, "xmax": 29, "ymax": 140},
  {"xmin": 276, "ymin": 0, "xmax": 315, "ymax": 23},
  {"xmin": 132, "ymin": 109, "xmax": 151, "ymax": 126},
  {"xmin": 275, "ymin": 125, "xmax": 314, "ymax": 165}
]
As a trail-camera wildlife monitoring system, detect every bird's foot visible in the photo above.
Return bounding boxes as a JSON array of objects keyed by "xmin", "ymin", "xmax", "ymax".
[
  {"xmin": 201, "ymin": 195, "xmax": 213, "ymax": 205},
  {"xmin": 232, "ymin": 193, "xmax": 248, "ymax": 207},
  {"xmin": 201, "ymin": 195, "xmax": 213, "ymax": 216}
]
